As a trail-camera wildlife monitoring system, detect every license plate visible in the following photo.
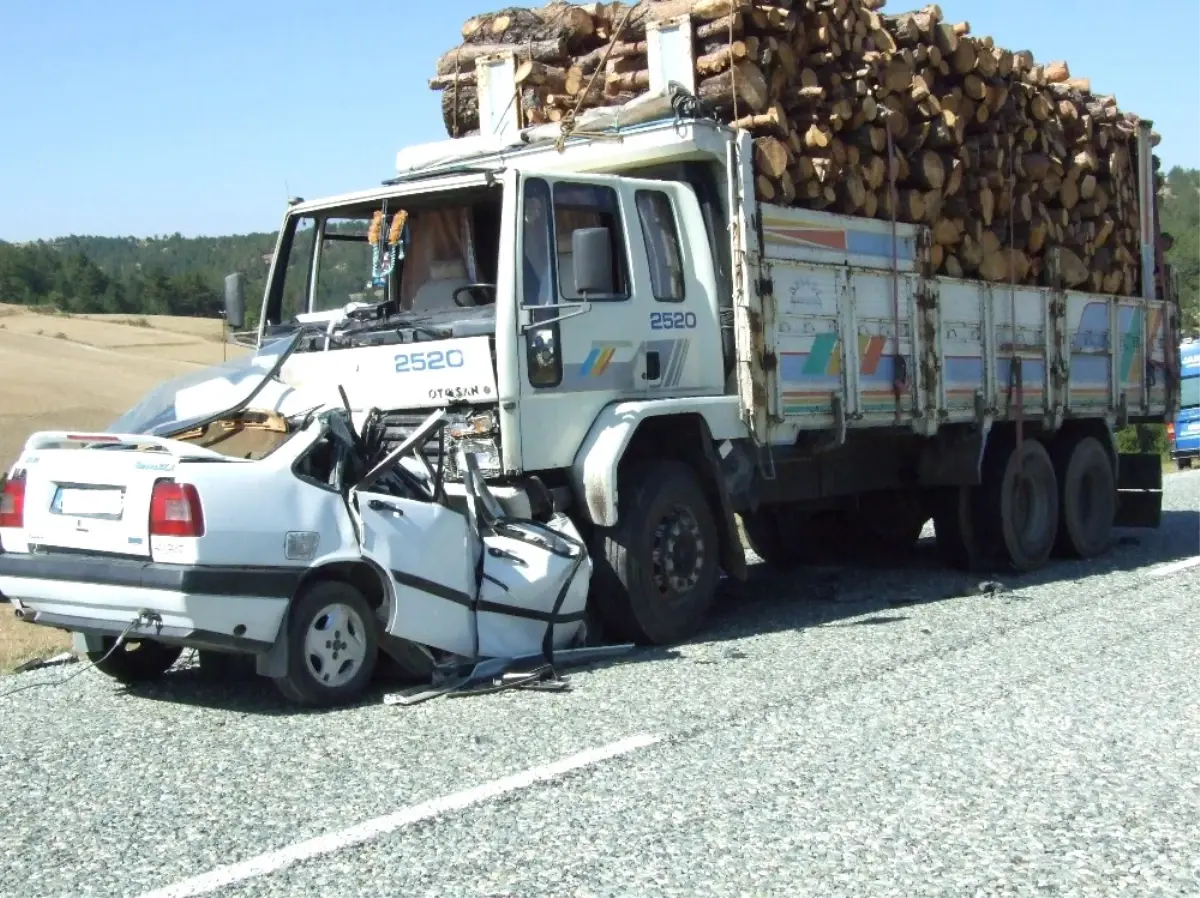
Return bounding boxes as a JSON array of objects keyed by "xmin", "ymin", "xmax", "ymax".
[{"xmin": 53, "ymin": 487, "xmax": 124, "ymax": 518}]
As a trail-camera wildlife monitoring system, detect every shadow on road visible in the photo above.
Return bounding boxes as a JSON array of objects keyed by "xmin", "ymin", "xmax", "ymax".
[{"xmin": 120, "ymin": 506, "xmax": 1197, "ymax": 715}]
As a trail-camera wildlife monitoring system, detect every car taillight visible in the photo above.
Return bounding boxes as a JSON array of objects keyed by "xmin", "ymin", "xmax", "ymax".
[
  {"xmin": 149, "ymin": 481, "xmax": 205, "ymax": 537},
  {"xmin": 1167, "ymin": 422, "xmax": 1175, "ymax": 444},
  {"xmin": 0, "ymin": 476, "xmax": 25, "ymax": 529}
]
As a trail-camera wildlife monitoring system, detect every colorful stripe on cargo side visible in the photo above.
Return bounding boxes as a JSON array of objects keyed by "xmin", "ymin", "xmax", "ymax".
[{"xmin": 761, "ymin": 214, "xmax": 917, "ymax": 263}]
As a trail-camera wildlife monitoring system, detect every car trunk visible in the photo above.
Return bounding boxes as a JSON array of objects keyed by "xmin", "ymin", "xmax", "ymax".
[{"xmin": 20, "ymin": 448, "xmax": 185, "ymax": 558}]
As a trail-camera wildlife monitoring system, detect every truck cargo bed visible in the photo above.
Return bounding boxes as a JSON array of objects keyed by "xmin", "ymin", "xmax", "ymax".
[{"xmin": 748, "ymin": 202, "xmax": 1172, "ymax": 444}]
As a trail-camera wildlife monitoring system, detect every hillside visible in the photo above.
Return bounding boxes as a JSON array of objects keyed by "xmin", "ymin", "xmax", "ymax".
[{"xmin": 1, "ymin": 168, "xmax": 1197, "ymax": 332}]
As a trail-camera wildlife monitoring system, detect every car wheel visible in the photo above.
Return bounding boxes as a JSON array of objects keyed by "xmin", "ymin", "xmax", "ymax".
[
  {"xmin": 274, "ymin": 581, "xmax": 379, "ymax": 708},
  {"xmin": 87, "ymin": 638, "xmax": 183, "ymax": 683}
]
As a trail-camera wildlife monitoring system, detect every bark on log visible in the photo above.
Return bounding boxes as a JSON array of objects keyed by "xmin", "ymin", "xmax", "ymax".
[
  {"xmin": 430, "ymin": 0, "xmax": 1158, "ymax": 296},
  {"xmin": 436, "ymin": 39, "xmax": 568, "ymax": 76}
]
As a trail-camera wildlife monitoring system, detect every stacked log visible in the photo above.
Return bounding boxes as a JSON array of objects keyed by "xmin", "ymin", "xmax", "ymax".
[{"xmin": 430, "ymin": 1, "xmax": 1162, "ymax": 296}]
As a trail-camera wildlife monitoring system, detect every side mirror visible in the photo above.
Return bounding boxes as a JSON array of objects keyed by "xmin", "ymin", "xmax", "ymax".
[
  {"xmin": 223, "ymin": 273, "xmax": 246, "ymax": 330},
  {"xmin": 571, "ymin": 228, "xmax": 614, "ymax": 297}
]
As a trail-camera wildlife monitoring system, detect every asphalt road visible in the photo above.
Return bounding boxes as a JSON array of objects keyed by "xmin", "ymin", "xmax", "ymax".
[{"xmin": 2, "ymin": 471, "xmax": 1198, "ymax": 898}]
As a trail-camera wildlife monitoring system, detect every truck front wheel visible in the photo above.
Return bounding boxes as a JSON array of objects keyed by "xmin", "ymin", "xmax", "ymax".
[
  {"xmin": 591, "ymin": 461, "xmax": 720, "ymax": 645},
  {"xmin": 273, "ymin": 581, "xmax": 379, "ymax": 708}
]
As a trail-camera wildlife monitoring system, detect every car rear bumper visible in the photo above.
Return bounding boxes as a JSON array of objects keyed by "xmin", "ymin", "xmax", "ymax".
[{"xmin": 0, "ymin": 552, "xmax": 302, "ymax": 650}]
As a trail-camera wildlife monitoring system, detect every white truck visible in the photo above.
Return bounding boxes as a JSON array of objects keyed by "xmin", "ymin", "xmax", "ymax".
[{"xmin": 0, "ymin": 59, "xmax": 1180, "ymax": 706}]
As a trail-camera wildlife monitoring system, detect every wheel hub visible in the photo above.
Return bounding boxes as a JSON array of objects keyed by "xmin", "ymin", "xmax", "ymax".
[
  {"xmin": 651, "ymin": 505, "xmax": 706, "ymax": 597},
  {"xmin": 303, "ymin": 603, "xmax": 367, "ymax": 688}
]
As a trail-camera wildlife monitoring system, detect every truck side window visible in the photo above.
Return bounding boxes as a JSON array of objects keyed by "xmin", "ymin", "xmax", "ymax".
[
  {"xmin": 635, "ymin": 190, "xmax": 685, "ymax": 302},
  {"xmin": 552, "ymin": 182, "xmax": 629, "ymax": 301},
  {"xmin": 523, "ymin": 177, "xmax": 562, "ymax": 388}
]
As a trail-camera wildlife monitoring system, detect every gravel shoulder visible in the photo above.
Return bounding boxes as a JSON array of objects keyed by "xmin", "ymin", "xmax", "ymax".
[{"xmin": 0, "ymin": 472, "xmax": 1196, "ymax": 898}]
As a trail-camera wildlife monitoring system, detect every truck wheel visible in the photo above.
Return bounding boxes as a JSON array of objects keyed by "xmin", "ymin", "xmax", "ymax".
[
  {"xmin": 87, "ymin": 638, "xmax": 183, "ymax": 683},
  {"xmin": 273, "ymin": 581, "xmax": 379, "ymax": 708},
  {"xmin": 979, "ymin": 436, "xmax": 1059, "ymax": 572},
  {"xmin": 592, "ymin": 460, "xmax": 720, "ymax": 645},
  {"xmin": 1179, "ymin": 457, "xmax": 1194, "ymax": 471},
  {"xmin": 932, "ymin": 486, "xmax": 983, "ymax": 571},
  {"xmin": 1052, "ymin": 435, "xmax": 1115, "ymax": 559},
  {"xmin": 739, "ymin": 507, "xmax": 792, "ymax": 567}
]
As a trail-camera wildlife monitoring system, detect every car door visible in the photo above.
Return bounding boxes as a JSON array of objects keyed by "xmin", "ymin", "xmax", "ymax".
[{"xmin": 356, "ymin": 489, "xmax": 479, "ymax": 658}]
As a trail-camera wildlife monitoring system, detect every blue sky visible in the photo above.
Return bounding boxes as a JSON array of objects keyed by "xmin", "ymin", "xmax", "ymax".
[{"xmin": 1, "ymin": 0, "xmax": 1195, "ymax": 241}]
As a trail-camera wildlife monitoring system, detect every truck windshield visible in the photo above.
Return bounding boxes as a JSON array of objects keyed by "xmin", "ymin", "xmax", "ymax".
[{"xmin": 261, "ymin": 187, "xmax": 503, "ymax": 329}]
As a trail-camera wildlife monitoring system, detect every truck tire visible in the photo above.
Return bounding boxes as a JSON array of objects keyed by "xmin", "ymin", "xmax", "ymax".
[
  {"xmin": 591, "ymin": 460, "xmax": 720, "ymax": 645},
  {"xmin": 739, "ymin": 506, "xmax": 792, "ymax": 567},
  {"xmin": 932, "ymin": 485, "xmax": 983, "ymax": 571},
  {"xmin": 1052, "ymin": 435, "xmax": 1115, "ymax": 559},
  {"xmin": 1179, "ymin": 457, "xmax": 1193, "ymax": 471},
  {"xmin": 273, "ymin": 581, "xmax": 379, "ymax": 708},
  {"xmin": 978, "ymin": 436, "xmax": 1059, "ymax": 572},
  {"xmin": 87, "ymin": 638, "xmax": 183, "ymax": 684}
]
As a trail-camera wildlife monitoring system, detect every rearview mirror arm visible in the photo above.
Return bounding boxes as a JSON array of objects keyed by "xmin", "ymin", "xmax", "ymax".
[{"xmin": 518, "ymin": 301, "xmax": 593, "ymax": 333}]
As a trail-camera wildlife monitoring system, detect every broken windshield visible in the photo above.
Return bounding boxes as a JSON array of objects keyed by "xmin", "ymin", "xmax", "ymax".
[{"xmin": 107, "ymin": 335, "xmax": 298, "ymax": 437}]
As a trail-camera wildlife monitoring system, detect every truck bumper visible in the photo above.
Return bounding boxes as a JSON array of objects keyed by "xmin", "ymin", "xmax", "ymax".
[{"xmin": 0, "ymin": 553, "xmax": 302, "ymax": 652}]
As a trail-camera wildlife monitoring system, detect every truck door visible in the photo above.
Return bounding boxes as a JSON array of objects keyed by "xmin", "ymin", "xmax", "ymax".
[{"xmin": 513, "ymin": 170, "xmax": 723, "ymax": 473}]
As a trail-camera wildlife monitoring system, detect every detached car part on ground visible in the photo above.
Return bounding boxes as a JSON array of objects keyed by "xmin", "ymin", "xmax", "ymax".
[{"xmin": 0, "ymin": 331, "xmax": 594, "ymax": 708}]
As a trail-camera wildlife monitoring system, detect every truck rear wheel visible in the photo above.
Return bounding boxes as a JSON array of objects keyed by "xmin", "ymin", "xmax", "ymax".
[
  {"xmin": 979, "ymin": 436, "xmax": 1060, "ymax": 572},
  {"xmin": 591, "ymin": 461, "xmax": 720, "ymax": 645},
  {"xmin": 273, "ymin": 581, "xmax": 379, "ymax": 708},
  {"xmin": 932, "ymin": 486, "xmax": 983, "ymax": 571},
  {"xmin": 1052, "ymin": 435, "xmax": 1115, "ymax": 559},
  {"xmin": 87, "ymin": 638, "xmax": 183, "ymax": 683}
]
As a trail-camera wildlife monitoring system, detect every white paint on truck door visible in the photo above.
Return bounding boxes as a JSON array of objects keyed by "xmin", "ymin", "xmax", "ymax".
[{"xmin": 514, "ymin": 171, "xmax": 723, "ymax": 473}]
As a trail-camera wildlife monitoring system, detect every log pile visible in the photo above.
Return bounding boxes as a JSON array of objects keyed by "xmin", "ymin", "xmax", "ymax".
[{"xmin": 431, "ymin": 1, "xmax": 1162, "ymax": 296}]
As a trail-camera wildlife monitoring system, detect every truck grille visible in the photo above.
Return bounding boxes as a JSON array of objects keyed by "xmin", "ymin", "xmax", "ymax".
[{"xmin": 371, "ymin": 408, "xmax": 500, "ymax": 482}]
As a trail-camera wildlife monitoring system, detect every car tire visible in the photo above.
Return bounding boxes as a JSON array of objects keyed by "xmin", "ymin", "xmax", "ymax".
[
  {"xmin": 273, "ymin": 581, "xmax": 379, "ymax": 708},
  {"xmin": 88, "ymin": 638, "xmax": 183, "ymax": 683}
]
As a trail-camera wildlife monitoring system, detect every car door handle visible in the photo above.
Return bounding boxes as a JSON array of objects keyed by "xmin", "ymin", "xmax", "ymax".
[
  {"xmin": 643, "ymin": 350, "xmax": 661, "ymax": 381},
  {"xmin": 368, "ymin": 499, "xmax": 405, "ymax": 515}
]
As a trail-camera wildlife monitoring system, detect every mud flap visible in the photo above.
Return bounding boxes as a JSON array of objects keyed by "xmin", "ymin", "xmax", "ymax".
[{"xmin": 1113, "ymin": 453, "xmax": 1164, "ymax": 529}]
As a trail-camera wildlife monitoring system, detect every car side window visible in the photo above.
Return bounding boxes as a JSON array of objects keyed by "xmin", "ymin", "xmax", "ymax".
[{"xmin": 635, "ymin": 190, "xmax": 685, "ymax": 303}]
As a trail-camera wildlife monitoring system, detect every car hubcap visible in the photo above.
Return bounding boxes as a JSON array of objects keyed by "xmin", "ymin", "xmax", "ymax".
[
  {"xmin": 303, "ymin": 603, "xmax": 367, "ymax": 688},
  {"xmin": 651, "ymin": 504, "xmax": 705, "ymax": 597}
]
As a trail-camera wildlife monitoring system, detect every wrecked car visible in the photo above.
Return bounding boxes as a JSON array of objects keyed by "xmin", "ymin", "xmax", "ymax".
[{"xmin": 0, "ymin": 328, "xmax": 593, "ymax": 706}]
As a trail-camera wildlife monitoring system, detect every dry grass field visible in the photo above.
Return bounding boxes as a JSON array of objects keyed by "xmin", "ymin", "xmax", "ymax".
[{"xmin": 0, "ymin": 303, "xmax": 249, "ymax": 669}]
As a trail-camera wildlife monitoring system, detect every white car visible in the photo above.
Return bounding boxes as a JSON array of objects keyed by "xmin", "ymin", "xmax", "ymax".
[{"xmin": 0, "ymin": 329, "xmax": 592, "ymax": 707}]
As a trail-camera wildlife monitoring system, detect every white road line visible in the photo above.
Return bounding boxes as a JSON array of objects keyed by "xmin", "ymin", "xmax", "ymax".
[
  {"xmin": 134, "ymin": 733, "xmax": 662, "ymax": 898},
  {"xmin": 1148, "ymin": 556, "xmax": 1200, "ymax": 578}
]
